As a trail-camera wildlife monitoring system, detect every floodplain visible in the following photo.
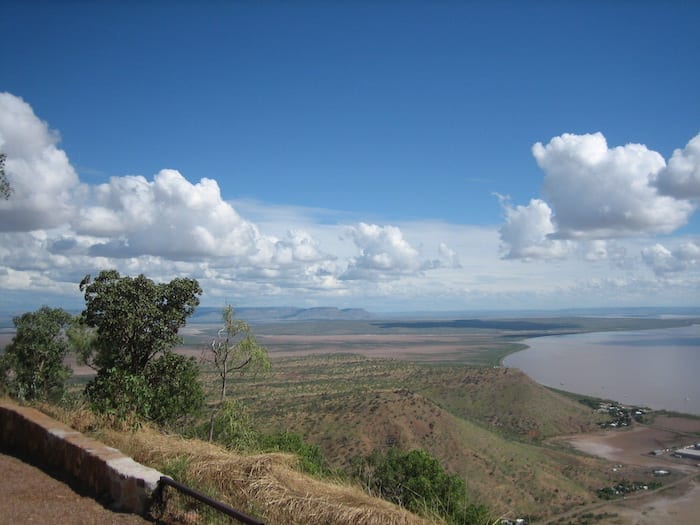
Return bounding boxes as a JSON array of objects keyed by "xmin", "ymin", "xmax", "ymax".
[
  {"xmin": 6, "ymin": 312, "xmax": 700, "ymax": 522},
  {"xmin": 182, "ymin": 314, "xmax": 700, "ymax": 522}
]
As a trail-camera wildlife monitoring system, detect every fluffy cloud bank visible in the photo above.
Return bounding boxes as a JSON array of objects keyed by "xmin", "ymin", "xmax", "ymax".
[
  {"xmin": 2, "ymin": 92, "xmax": 698, "ymax": 311},
  {"xmin": 342, "ymin": 223, "xmax": 422, "ymax": 280},
  {"xmin": 0, "ymin": 93, "xmax": 79, "ymax": 231},
  {"xmin": 498, "ymin": 197, "xmax": 569, "ymax": 260},
  {"xmin": 653, "ymin": 134, "xmax": 700, "ymax": 200},
  {"xmin": 642, "ymin": 241, "xmax": 700, "ymax": 276},
  {"xmin": 500, "ymin": 132, "xmax": 699, "ymax": 262},
  {"xmin": 0, "ymin": 92, "xmax": 455, "ymax": 307},
  {"xmin": 78, "ymin": 170, "xmax": 262, "ymax": 260}
]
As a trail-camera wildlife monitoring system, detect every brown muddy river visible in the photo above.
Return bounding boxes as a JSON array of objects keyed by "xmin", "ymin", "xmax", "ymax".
[{"xmin": 504, "ymin": 324, "xmax": 700, "ymax": 415}]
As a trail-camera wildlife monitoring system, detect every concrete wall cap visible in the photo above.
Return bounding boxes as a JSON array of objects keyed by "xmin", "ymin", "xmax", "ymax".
[
  {"xmin": 107, "ymin": 456, "xmax": 162, "ymax": 488},
  {"xmin": 48, "ymin": 428, "xmax": 82, "ymax": 439}
]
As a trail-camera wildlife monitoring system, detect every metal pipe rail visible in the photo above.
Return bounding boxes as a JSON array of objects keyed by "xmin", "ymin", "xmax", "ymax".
[{"xmin": 157, "ymin": 476, "xmax": 264, "ymax": 525}]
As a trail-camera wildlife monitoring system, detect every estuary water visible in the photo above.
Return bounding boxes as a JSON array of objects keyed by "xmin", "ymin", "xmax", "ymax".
[{"xmin": 503, "ymin": 324, "xmax": 700, "ymax": 416}]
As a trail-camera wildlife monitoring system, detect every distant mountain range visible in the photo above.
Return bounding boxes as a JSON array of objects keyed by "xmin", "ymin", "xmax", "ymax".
[
  {"xmin": 2, "ymin": 304, "xmax": 698, "ymax": 330},
  {"xmin": 189, "ymin": 306, "xmax": 376, "ymax": 323}
]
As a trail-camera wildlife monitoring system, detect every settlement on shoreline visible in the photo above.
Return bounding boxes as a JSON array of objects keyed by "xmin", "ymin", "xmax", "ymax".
[
  {"xmin": 549, "ymin": 415, "xmax": 700, "ymax": 525},
  {"xmin": 499, "ymin": 324, "xmax": 700, "ymax": 524}
]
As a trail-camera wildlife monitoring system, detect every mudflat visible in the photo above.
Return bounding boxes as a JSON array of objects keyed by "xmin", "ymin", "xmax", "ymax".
[
  {"xmin": 598, "ymin": 479, "xmax": 700, "ymax": 525},
  {"xmin": 558, "ymin": 417, "xmax": 700, "ymax": 524},
  {"xmin": 259, "ymin": 333, "xmax": 492, "ymax": 359},
  {"xmin": 563, "ymin": 417, "xmax": 700, "ymax": 471}
]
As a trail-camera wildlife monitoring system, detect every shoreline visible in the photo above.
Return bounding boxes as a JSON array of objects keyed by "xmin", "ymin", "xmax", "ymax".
[{"xmin": 500, "ymin": 324, "xmax": 700, "ymax": 417}]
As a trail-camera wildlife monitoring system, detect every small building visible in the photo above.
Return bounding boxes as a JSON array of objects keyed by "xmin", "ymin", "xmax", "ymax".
[{"xmin": 673, "ymin": 447, "xmax": 700, "ymax": 461}]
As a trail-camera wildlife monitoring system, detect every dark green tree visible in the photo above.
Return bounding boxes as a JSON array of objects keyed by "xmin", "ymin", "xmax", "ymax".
[
  {"xmin": 0, "ymin": 306, "xmax": 74, "ymax": 401},
  {"xmin": 84, "ymin": 353, "xmax": 203, "ymax": 425},
  {"xmin": 79, "ymin": 270, "xmax": 202, "ymax": 372},
  {"xmin": 78, "ymin": 270, "xmax": 204, "ymax": 423},
  {"xmin": 353, "ymin": 448, "xmax": 490, "ymax": 524},
  {"xmin": 84, "ymin": 366, "xmax": 152, "ymax": 421},
  {"xmin": 144, "ymin": 352, "xmax": 204, "ymax": 424},
  {"xmin": 0, "ymin": 153, "xmax": 11, "ymax": 199}
]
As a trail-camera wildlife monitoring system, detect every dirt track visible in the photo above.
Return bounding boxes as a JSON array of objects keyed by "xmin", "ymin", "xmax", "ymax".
[
  {"xmin": 547, "ymin": 417, "xmax": 700, "ymax": 524},
  {"xmin": 0, "ymin": 451, "xmax": 149, "ymax": 524}
]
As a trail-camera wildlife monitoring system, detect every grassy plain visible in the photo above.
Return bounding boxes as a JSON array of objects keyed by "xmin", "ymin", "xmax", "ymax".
[
  {"xmin": 185, "ymin": 315, "xmax": 700, "ymax": 520},
  {"xmin": 18, "ymin": 314, "xmax": 699, "ymax": 522},
  {"xmin": 181, "ymin": 315, "xmax": 699, "ymax": 366}
]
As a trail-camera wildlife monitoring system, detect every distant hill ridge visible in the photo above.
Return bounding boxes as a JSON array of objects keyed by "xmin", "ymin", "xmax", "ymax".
[{"xmin": 190, "ymin": 306, "xmax": 375, "ymax": 323}]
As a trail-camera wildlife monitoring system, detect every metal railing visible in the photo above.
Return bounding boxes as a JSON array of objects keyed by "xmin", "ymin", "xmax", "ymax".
[{"xmin": 154, "ymin": 476, "xmax": 264, "ymax": 525}]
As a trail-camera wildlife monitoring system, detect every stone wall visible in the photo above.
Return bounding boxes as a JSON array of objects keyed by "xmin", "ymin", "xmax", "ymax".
[{"xmin": 0, "ymin": 400, "xmax": 163, "ymax": 516}]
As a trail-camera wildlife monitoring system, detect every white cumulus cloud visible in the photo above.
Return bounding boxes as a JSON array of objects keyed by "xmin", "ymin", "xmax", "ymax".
[
  {"xmin": 342, "ymin": 223, "xmax": 424, "ymax": 280},
  {"xmin": 535, "ymin": 132, "xmax": 692, "ymax": 238},
  {"xmin": 0, "ymin": 92, "xmax": 79, "ymax": 231},
  {"xmin": 0, "ymin": 91, "xmax": 354, "ymax": 300},
  {"xmin": 498, "ymin": 197, "xmax": 569, "ymax": 259},
  {"xmin": 500, "ymin": 132, "xmax": 699, "ymax": 261},
  {"xmin": 81, "ymin": 169, "xmax": 261, "ymax": 260},
  {"xmin": 642, "ymin": 241, "xmax": 700, "ymax": 276},
  {"xmin": 653, "ymin": 133, "xmax": 700, "ymax": 200}
]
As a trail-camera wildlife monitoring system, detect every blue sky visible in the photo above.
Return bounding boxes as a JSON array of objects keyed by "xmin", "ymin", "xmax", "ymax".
[{"xmin": 1, "ymin": 1, "xmax": 699, "ymax": 313}]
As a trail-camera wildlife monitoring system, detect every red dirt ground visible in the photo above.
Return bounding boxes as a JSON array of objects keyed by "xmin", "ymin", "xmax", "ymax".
[{"xmin": 0, "ymin": 451, "xmax": 150, "ymax": 524}]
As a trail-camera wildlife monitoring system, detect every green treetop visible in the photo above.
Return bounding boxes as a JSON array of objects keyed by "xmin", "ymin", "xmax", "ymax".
[
  {"xmin": 79, "ymin": 270, "xmax": 202, "ymax": 373},
  {"xmin": 78, "ymin": 270, "xmax": 204, "ymax": 424},
  {"xmin": 0, "ymin": 306, "xmax": 74, "ymax": 401}
]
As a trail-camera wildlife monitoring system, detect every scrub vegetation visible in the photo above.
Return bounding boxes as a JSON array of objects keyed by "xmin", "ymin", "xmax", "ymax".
[{"xmin": 2, "ymin": 271, "xmax": 698, "ymax": 524}]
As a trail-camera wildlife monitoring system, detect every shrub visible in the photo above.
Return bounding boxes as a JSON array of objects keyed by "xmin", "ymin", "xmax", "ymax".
[
  {"xmin": 1, "ymin": 307, "xmax": 74, "ymax": 402},
  {"xmin": 145, "ymin": 352, "xmax": 204, "ymax": 425},
  {"xmin": 352, "ymin": 447, "xmax": 490, "ymax": 524},
  {"xmin": 259, "ymin": 431, "xmax": 326, "ymax": 476},
  {"xmin": 204, "ymin": 399, "xmax": 259, "ymax": 451},
  {"xmin": 85, "ymin": 352, "xmax": 204, "ymax": 425}
]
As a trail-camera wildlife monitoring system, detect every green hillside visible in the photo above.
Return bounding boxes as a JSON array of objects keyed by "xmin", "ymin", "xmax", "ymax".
[{"xmin": 224, "ymin": 354, "xmax": 615, "ymax": 520}]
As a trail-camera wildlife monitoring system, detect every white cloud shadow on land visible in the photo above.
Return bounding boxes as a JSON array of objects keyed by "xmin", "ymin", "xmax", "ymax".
[{"xmin": 500, "ymin": 132, "xmax": 699, "ymax": 261}]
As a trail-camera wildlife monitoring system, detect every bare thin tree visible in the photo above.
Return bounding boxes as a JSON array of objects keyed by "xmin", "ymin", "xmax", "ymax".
[{"xmin": 204, "ymin": 305, "xmax": 270, "ymax": 441}]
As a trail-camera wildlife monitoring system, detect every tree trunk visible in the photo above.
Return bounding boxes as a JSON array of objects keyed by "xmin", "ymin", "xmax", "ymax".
[{"xmin": 220, "ymin": 362, "xmax": 228, "ymax": 403}]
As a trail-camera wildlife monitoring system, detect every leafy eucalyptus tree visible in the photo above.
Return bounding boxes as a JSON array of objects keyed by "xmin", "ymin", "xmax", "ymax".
[
  {"xmin": 0, "ymin": 306, "xmax": 74, "ymax": 401},
  {"xmin": 79, "ymin": 270, "xmax": 202, "ymax": 372},
  {"xmin": 78, "ymin": 270, "xmax": 204, "ymax": 423}
]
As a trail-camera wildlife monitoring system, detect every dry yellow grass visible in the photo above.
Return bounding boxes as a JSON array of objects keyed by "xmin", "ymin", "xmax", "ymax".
[
  {"xmin": 13, "ymin": 403, "xmax": 439, "ymax": 524},
  {"xmin": 101, "ymin": 426, "xmax": 437, "ymax": 525}
]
